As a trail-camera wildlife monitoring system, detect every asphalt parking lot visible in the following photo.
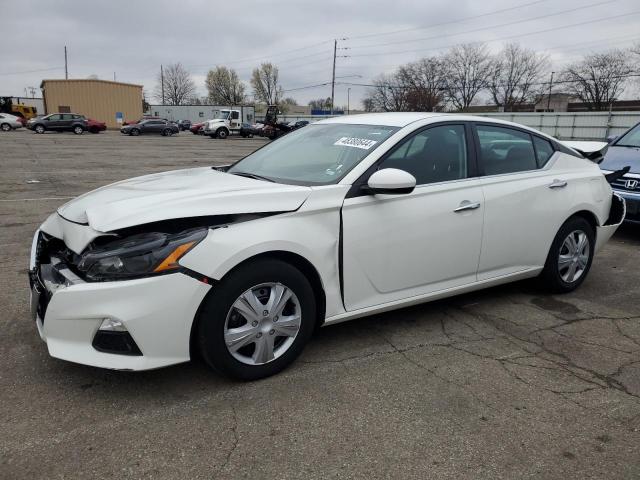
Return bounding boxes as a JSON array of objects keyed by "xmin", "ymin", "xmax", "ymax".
[{"xmin": 1, "ymin": 129, "xmax": 640, "ymax": 479}]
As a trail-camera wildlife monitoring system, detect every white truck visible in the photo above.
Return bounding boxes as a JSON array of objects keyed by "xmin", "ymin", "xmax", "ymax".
[{"xmin": 203, "ymin": 109, "xmax": 243, "ymax": 139}]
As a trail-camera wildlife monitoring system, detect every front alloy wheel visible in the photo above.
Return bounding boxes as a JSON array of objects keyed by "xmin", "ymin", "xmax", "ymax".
[
  {"xmin": 1, "ymin": 123, "xmax": 11, "ymax": 132},
  {"xmin": 225, "ymin": 283, "xmax": 302, "ymax": 365},
  {"xmin": 35, "ymin": 125, "xmax": 45, "ymax": 134},
  {"xmin": 197, "ymin": 258, "xmax": 316, "ymax": 380}
]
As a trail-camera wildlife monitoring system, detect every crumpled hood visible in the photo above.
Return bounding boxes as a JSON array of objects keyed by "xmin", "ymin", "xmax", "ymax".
[{"xmin": 57, "ymin": 167, "xmax": 311, "ymax": 232}]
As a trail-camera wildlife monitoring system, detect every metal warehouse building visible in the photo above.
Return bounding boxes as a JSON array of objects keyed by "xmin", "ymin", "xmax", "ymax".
[{"xmin": 40, "ymin": 79, "xmax": 143, "ymax": 129}]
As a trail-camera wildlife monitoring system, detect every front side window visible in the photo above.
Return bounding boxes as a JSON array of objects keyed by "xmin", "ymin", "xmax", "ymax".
[
  {"xmin": 48, "ymin": 114, "xmax": 61, "ymax": 121},
  {"xmin": 378, "ymin": 125, "xmax": 468, "ymax": 185},
  {"xmin": 477, "ymin": 125, "xmax": 537, "ymax": 175},
  {"xmin": 228, "ymin": 123, "xmax": 398, "ymax": 185}
]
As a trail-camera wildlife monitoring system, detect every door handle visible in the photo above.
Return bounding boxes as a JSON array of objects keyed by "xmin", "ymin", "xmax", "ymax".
[
  {"xmin": 454, "ymin": 201, "xmax": 481, "ymax": 213},
  {"xmin": 548, "ymin": 179, "xmax": 567, "ymax": 189}
]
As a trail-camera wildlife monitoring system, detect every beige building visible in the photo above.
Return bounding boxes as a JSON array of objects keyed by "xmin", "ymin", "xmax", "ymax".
[{"xmin": 40, "ymin": 79, "xmax": 143, "ymax": 128}]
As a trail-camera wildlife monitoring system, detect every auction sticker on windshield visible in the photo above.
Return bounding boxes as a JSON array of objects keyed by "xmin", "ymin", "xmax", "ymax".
[{"xmin": 334, "ymin": 137, "xmax": 378, "ymax": 150}]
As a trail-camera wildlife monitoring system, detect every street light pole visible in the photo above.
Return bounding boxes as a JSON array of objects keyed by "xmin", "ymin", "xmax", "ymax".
[
  {"xmin": 347, "ymin": 87, "xmax": 351, "ymax": 115},
  {"xmin": 330, "ymin": 39, "xmax": 337, "ymax": 115},
  {"xmin": 546, "ymin": 71, "xmax": 555, "ymax": 112}
]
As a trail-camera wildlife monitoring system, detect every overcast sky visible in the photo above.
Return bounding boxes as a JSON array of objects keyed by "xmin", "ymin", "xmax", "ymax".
[{"xmin": 2, "ymin": 0, "xmax": 639, "ymax": 107}]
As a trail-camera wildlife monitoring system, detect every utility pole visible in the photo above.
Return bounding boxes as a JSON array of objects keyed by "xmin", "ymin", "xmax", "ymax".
[
  {"xmin": 160, "ymin": 64, "xmax": 165, "ymax": 104},
  {"xmin": 64, "ymin": 46, "xmax": 68, "ymax": 79},
  {"xmin": 347, "ymin": 87, "xmax": 351, "ymax": 115},
  {"xmin": 546, "ymin": 71, "xmax": 555, "ymax": 112},
  {"xmin": 330, "ymin": 39, "xmax": 337, "ymax": 115},
  {"xmin": 113, "ymin": 72, "xmax": 116, "ymax": 82}
]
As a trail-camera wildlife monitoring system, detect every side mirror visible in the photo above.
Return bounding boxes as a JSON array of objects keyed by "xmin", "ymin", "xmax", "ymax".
[
  {"xmin": 606, "ymin": 135, "xmax": 618, "ymax": 144},
  {"xmin": 365, "ymin": 168, "xmax": 416, "ymax": 195}
]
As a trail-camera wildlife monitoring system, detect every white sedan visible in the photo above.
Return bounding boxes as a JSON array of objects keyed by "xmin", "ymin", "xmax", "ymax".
[
  {"xmin": 0, "ymin": 113, "xmax": 23, "ymax": 131},
  {"xmin": 29, "ymin": 113, "xmax": 625, "ymax": 380}
]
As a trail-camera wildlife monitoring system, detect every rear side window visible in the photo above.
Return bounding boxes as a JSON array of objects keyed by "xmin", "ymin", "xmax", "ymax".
[
  {"xmin": 533, "ymin": 136, "xmax": 555, "ymax": 167},
  {"xmin": 477, "ymin": 125, "xmax": 537, "ymax": 175}
]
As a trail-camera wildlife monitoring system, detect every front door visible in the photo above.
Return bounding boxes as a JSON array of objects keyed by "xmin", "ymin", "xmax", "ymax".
[{"xmin": 342, "ymin": 123, "xmax": 484, "ymax": 311}]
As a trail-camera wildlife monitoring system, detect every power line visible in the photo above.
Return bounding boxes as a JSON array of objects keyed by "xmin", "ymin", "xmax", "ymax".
[
  {"xmin": 346, "ymin": 10, "xmax": 640, "ymax": 58},
  {"xmin": 345, "ymin": 0, "xmax": 551, "ymax": 41},
  {"xmin": 347, "ymin": 0, "xmax": 615, "ymax": 50},
  {"xmin": 0, "ymin": 66, "xmax": 64, "ymax": 76}
]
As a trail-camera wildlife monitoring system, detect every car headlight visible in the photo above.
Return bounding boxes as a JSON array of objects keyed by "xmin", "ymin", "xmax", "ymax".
[{"xmin": 77, "ymin": 228, "xmax": 207, "ymax": 281}]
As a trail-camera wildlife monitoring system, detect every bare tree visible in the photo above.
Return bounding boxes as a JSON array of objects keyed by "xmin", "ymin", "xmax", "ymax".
[
  {"xmin": 308, "ymin": 98, "xmax": 331, "ymax": 110},
  {"xmin": 489, "ymin": 43, "xmax": 548, "ymax": 111},
  {"xmin": 442, "ymin": 43, "xmax": 494, "ymax": 111},
  {"xmin": 205, "ymin": 66, "xmax": 246, "ymax": 105},
  {"xmin": 363, "ymin": 73, "xmax": 410, "ymax": 112},
  {"xmin": 560, "ymin": 50, "xmax": 633, "ymax": 111},
  {"xmin": 278, "ymin": 97, "xmax": 298, "ymax": 113},
  {"xmin": 397, "ymin": 57, "xmax": 447, "ymax": 111},
  {"xmin": 153, "ymin": 63, "xmax": 197, "ymax": 105},
  {"xmin": 362, "ymin": 98, "xmax": 375, "ymax": 112},
  {"xmin": 251, "ymin": 63, "xmax": 283, "ymax": 105}
]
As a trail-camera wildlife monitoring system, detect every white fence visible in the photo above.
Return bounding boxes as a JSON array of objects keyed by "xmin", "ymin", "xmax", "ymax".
[
  {"xmin": 470, "ymin": 111, "xmax": 640, "ymax": 141},
  {"xmin": 269, "ymin": 111, "xmax": 640, "ymax": 140}
]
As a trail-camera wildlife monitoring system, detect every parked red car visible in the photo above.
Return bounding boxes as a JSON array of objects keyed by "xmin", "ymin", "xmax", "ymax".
[
  {"xmin": 86, "ymin": 118, "xmax": 106, "ymax": 134},
  {"xmin": 190, "ymin": 122, "xmax": 205, "ymax": 134}
]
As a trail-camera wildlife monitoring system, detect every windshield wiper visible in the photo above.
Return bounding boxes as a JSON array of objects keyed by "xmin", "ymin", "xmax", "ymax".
[
  {"xmin": 230, "ymin": 171, "xmax": 275, "ymax": 182},
  {"xmin": 614, "ymin": 144, "xmax": 640, "ymax": 149}
]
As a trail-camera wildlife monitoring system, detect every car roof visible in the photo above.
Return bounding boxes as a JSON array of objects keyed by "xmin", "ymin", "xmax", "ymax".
[{"xmin": 315, "ymin": 112, "xmax": 560, "ymax": 141}]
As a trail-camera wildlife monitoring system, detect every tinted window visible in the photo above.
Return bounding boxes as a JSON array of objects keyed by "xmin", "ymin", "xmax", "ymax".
[
  {"xmin": 48, "ymin": 114, "xmax": 61, "ymax": 121},
  {"xmin": 477, "ymin": 125, "xmax": 537, "ymax": 175},
  {"xmin": 533, "ymin": 136, "xmax": 554, "ymax": 167},
  {"xmin": 379, "ymin": 125, "xmax": 468, "ymax": 185},
  {"xmin": 61, "ymin": 114, "xmax": 73, "ymax": 120},
  {"xmin": 231, "ymin": 111, "xmax": 240, "ymax": 120}
]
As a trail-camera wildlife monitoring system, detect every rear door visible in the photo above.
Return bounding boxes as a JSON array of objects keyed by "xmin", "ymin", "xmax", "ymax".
[
  {"xmin": 473, "ymin": 123, "xmax": 573, "ymax": 280},
  {"xmin": 60, "ymin": 114, "xmax": 74, "ymax": 131}
]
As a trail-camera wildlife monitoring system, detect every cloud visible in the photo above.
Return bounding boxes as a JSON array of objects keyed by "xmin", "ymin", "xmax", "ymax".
[{"xmin": 2, "ymin": 0, "xmax": 638, "ymax": 107}]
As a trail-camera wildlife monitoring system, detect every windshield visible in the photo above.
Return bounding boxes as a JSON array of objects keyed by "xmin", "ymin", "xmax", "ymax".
[
  {"xmin": 616, "ymin": 124, "xmax": 640, "ymax": 148},
  {"xmin": 214, "ymin": 111, "xmax": 230, "ymax": 120},
  {"xmin": 228, "ymin": 123, "xmax": 399, "ymax": 185}
]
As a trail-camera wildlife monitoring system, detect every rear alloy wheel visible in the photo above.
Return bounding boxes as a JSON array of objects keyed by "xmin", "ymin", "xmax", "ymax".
[
  {"xmin": 162, "ymin": 128, "xmax": 173, "ymax": 136},
  {"xmin": 1, "ymin": 123, "xmax": 11, "ymax": 132},
  {"xmin": 197, "ymin": 258, "xmax": 316, "ymax": 380},
  {"xmin": 73, "ymin": 126, "xmax": 84, "ymax": 135},
  {"xmin": 35, "ymin": 125, "xmax": 45, "ymax": 134},
  {"xmin": 216, "ymin": 128, "xmax": 228, "ymax": 139},
  {"xmin": 540, "ymin": 216, "xmax": 594, "ymax": 293},
  {"xmin": 130, "ymin": 128, "xmax": 140, "ymax": 136}
]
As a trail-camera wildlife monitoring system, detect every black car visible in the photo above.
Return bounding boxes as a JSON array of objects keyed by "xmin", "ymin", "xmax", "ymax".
[
  {"xmin": 239, "ymin": 122, "xmax": 256, "ymax": 138},
  {"xmin": 599, "ymin": 121, "xmax": 640, "ymax": 223},
  {"xmin": 120, "ymin": 119, "xmax": 179, "ymax": 136},
  {"xmin": 177, "ymin": 119, "xmax": 192, "ymax": 131},
  {"xmin": 27, "ymin": 113, "xmax": 88, "ymax": 134},
  {"xmin": 288, "ymin": 120, "xmax": 309, "ymax": 130}
]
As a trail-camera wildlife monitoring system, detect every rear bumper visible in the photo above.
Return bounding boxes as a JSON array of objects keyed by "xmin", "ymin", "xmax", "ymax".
[
  {"xmin": 612, "ymin": 188, "xmax": 640, "ymax": 223},
  {"xmin": 29, "ymin": 231, "xmax": 211, "ymax": 371},
  {"xmin": 595, "ymin": 193, "xmax": 626, "ymax": 253}
]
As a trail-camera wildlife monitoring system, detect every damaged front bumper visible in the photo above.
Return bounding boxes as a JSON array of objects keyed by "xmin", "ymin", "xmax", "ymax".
[{"xmin": 29, "ymin": 229, "xmax": 211, "ymax": 370}]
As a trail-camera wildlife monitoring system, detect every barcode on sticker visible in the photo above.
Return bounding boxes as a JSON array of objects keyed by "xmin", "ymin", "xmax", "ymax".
[{"xmin": 334, "ymin": 137, "xmax": 378, "ymax": 150}]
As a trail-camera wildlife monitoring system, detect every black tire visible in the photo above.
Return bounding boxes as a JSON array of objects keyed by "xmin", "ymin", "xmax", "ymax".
[
  {"xmin": 89, "ymin": 127, "xmax": 99, "ymax": 134},
  {"xmin": 73, "ymin": 125, "xmax": 84, "ymax": 135},
  {"xmin": 130, "ymin": 128, "xmax": 140, "ymax": 136},
  {"xmin": 162, "ymin": 128, "xmax": 173, "ymax": 136},
  {"xmin": 34, "ymin": 124, "xmax": 45, "ymax": 134},
  {"xmin": 197, "ymin": 258, "xmax": 317, "ymax": 381},
  {"xmin": 216, "ymin": 128, "xmax": 228, "ymax": 139},
  {"xmin": 539, "ymin": 216, "xmax": 595, "ymax": 293},
  {"xmin": 1, "ymin": 123, "xmax": 11, "ymax": 132}
]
